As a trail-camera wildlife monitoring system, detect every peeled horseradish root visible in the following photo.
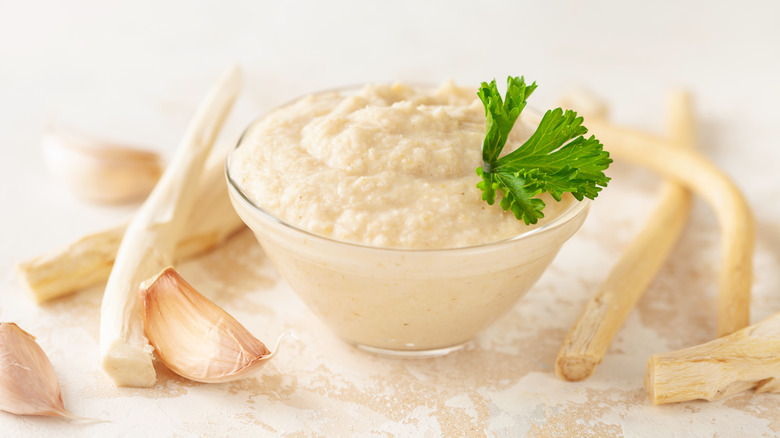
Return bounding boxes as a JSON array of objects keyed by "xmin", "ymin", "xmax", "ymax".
[
  {"xmin": 0, "ymin": 323, "xmax": 75, "ymax": 418},
  {"xmin": 139, "ymin": 267, "xmax": 275, "ymax": 383},
  {"xmin": 99, "ymin": 65, "xmax": 241, "ymax": 388},
  {"xmin": 554, "ymin": 91, "xmax": 695, "ymax": 382},
  {"xmin": 645, "ymin": 312, "xmax": 780, "ymax": 404}
]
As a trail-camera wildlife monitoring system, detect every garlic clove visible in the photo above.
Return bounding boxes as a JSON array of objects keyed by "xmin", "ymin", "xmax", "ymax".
[
  {"xmin": 0, "ymin": 322, "xmax": 74, "ymax": 418},
  {"xmin": 139, "ymin": 267, "xmax": 274, "ymax": 383},
  {"xmin": 42, "ymin": 127, "xmax": 164, "ymax": 204}
]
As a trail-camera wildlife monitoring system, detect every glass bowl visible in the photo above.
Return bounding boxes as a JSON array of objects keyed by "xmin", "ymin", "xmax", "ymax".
[{"xmin": 225, "ymin": 88, "xmax": 590, "ymax": 357}]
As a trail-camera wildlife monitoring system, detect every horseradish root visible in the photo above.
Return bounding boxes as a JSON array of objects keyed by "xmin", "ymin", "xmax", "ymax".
[
  {"xmin": 100, "ymin": 65, "xmax": 241, "ymax": 387},
  {"xmin": 555, "ymin": 91, "xmax": 694, "ymax": 381},
  {"xmin": 0, "ymin": 323, "xmax": 74, "ymax": 418},
  {"xmin": 587, "ymin": 112, "xmax": 754, "ymax": 337},
  {"xmin": 16, "ymin": 150, "xmax": 244, "ymax": 303},
  {"xmin": 646, "ymin": 312, "xmax": 780, "ymax": 404},
  {"xmin": 140, "ymin": 267, "xmax": 274, "ymax": 383},
  {"xmin": 42, "ymin": 126, "xmax": 163, "ymax": 204}
]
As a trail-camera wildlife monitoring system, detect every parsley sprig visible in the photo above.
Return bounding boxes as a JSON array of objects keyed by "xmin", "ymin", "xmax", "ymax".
[{"xmin": 476, "ymin": 76, "xmax": 612, "ymax": 224}]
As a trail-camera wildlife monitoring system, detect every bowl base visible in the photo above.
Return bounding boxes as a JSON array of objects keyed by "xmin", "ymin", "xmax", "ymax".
[{"xmin": 354, "ymin": 341, "xmax": 468, "ymax": 359}]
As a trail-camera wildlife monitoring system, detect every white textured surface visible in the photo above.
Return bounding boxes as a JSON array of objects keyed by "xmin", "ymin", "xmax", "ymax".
[{"xmin": 2, "ymin": 1, "xmax": 780, "ymax": 436}]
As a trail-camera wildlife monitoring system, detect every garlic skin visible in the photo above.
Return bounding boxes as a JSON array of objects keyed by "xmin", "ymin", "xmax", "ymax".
[
  {"xmin": 42, "ymin": 127, "xmax": 163, "ymax": 204},
  {"xmin": 0, "ymin": 323, "xmax": 73, "ymax": 418},
  {"xmin": 140, "ymin": 267, "xmax": 273, "ymax": 383}
]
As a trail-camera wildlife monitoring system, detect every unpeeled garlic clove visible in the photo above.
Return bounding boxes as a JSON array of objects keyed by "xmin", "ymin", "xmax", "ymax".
[
  {"xmin": 42, "ymin": 127, "xmax": 164, "ymax": 204},
  {"xmin": 139, "ymin": 267, "xmax": 274, "ymax": 383},
  {"xmin": 0, "ymin": 322, "xmax": 74, "ymax": 418}
]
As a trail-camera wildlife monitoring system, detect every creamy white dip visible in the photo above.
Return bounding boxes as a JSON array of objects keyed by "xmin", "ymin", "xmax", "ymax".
[{"xmin": 229, "ymin": 80, "xmax": 574, "ymax": 249}]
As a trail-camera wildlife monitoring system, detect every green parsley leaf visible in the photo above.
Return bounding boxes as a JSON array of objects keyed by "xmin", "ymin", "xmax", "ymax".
[
  {"xmin": 477, "ymin": 77, "xmax": 537, "ymax": 165},
  {"xmin": 476, "ymin": 76, "xmax": 612, "ymax": 225}
]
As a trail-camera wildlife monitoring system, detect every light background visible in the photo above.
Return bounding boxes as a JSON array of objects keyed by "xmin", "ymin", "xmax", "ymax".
[{"xmin": 1, "ymin": 1, "xmax": 779, "ymax": 436}]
